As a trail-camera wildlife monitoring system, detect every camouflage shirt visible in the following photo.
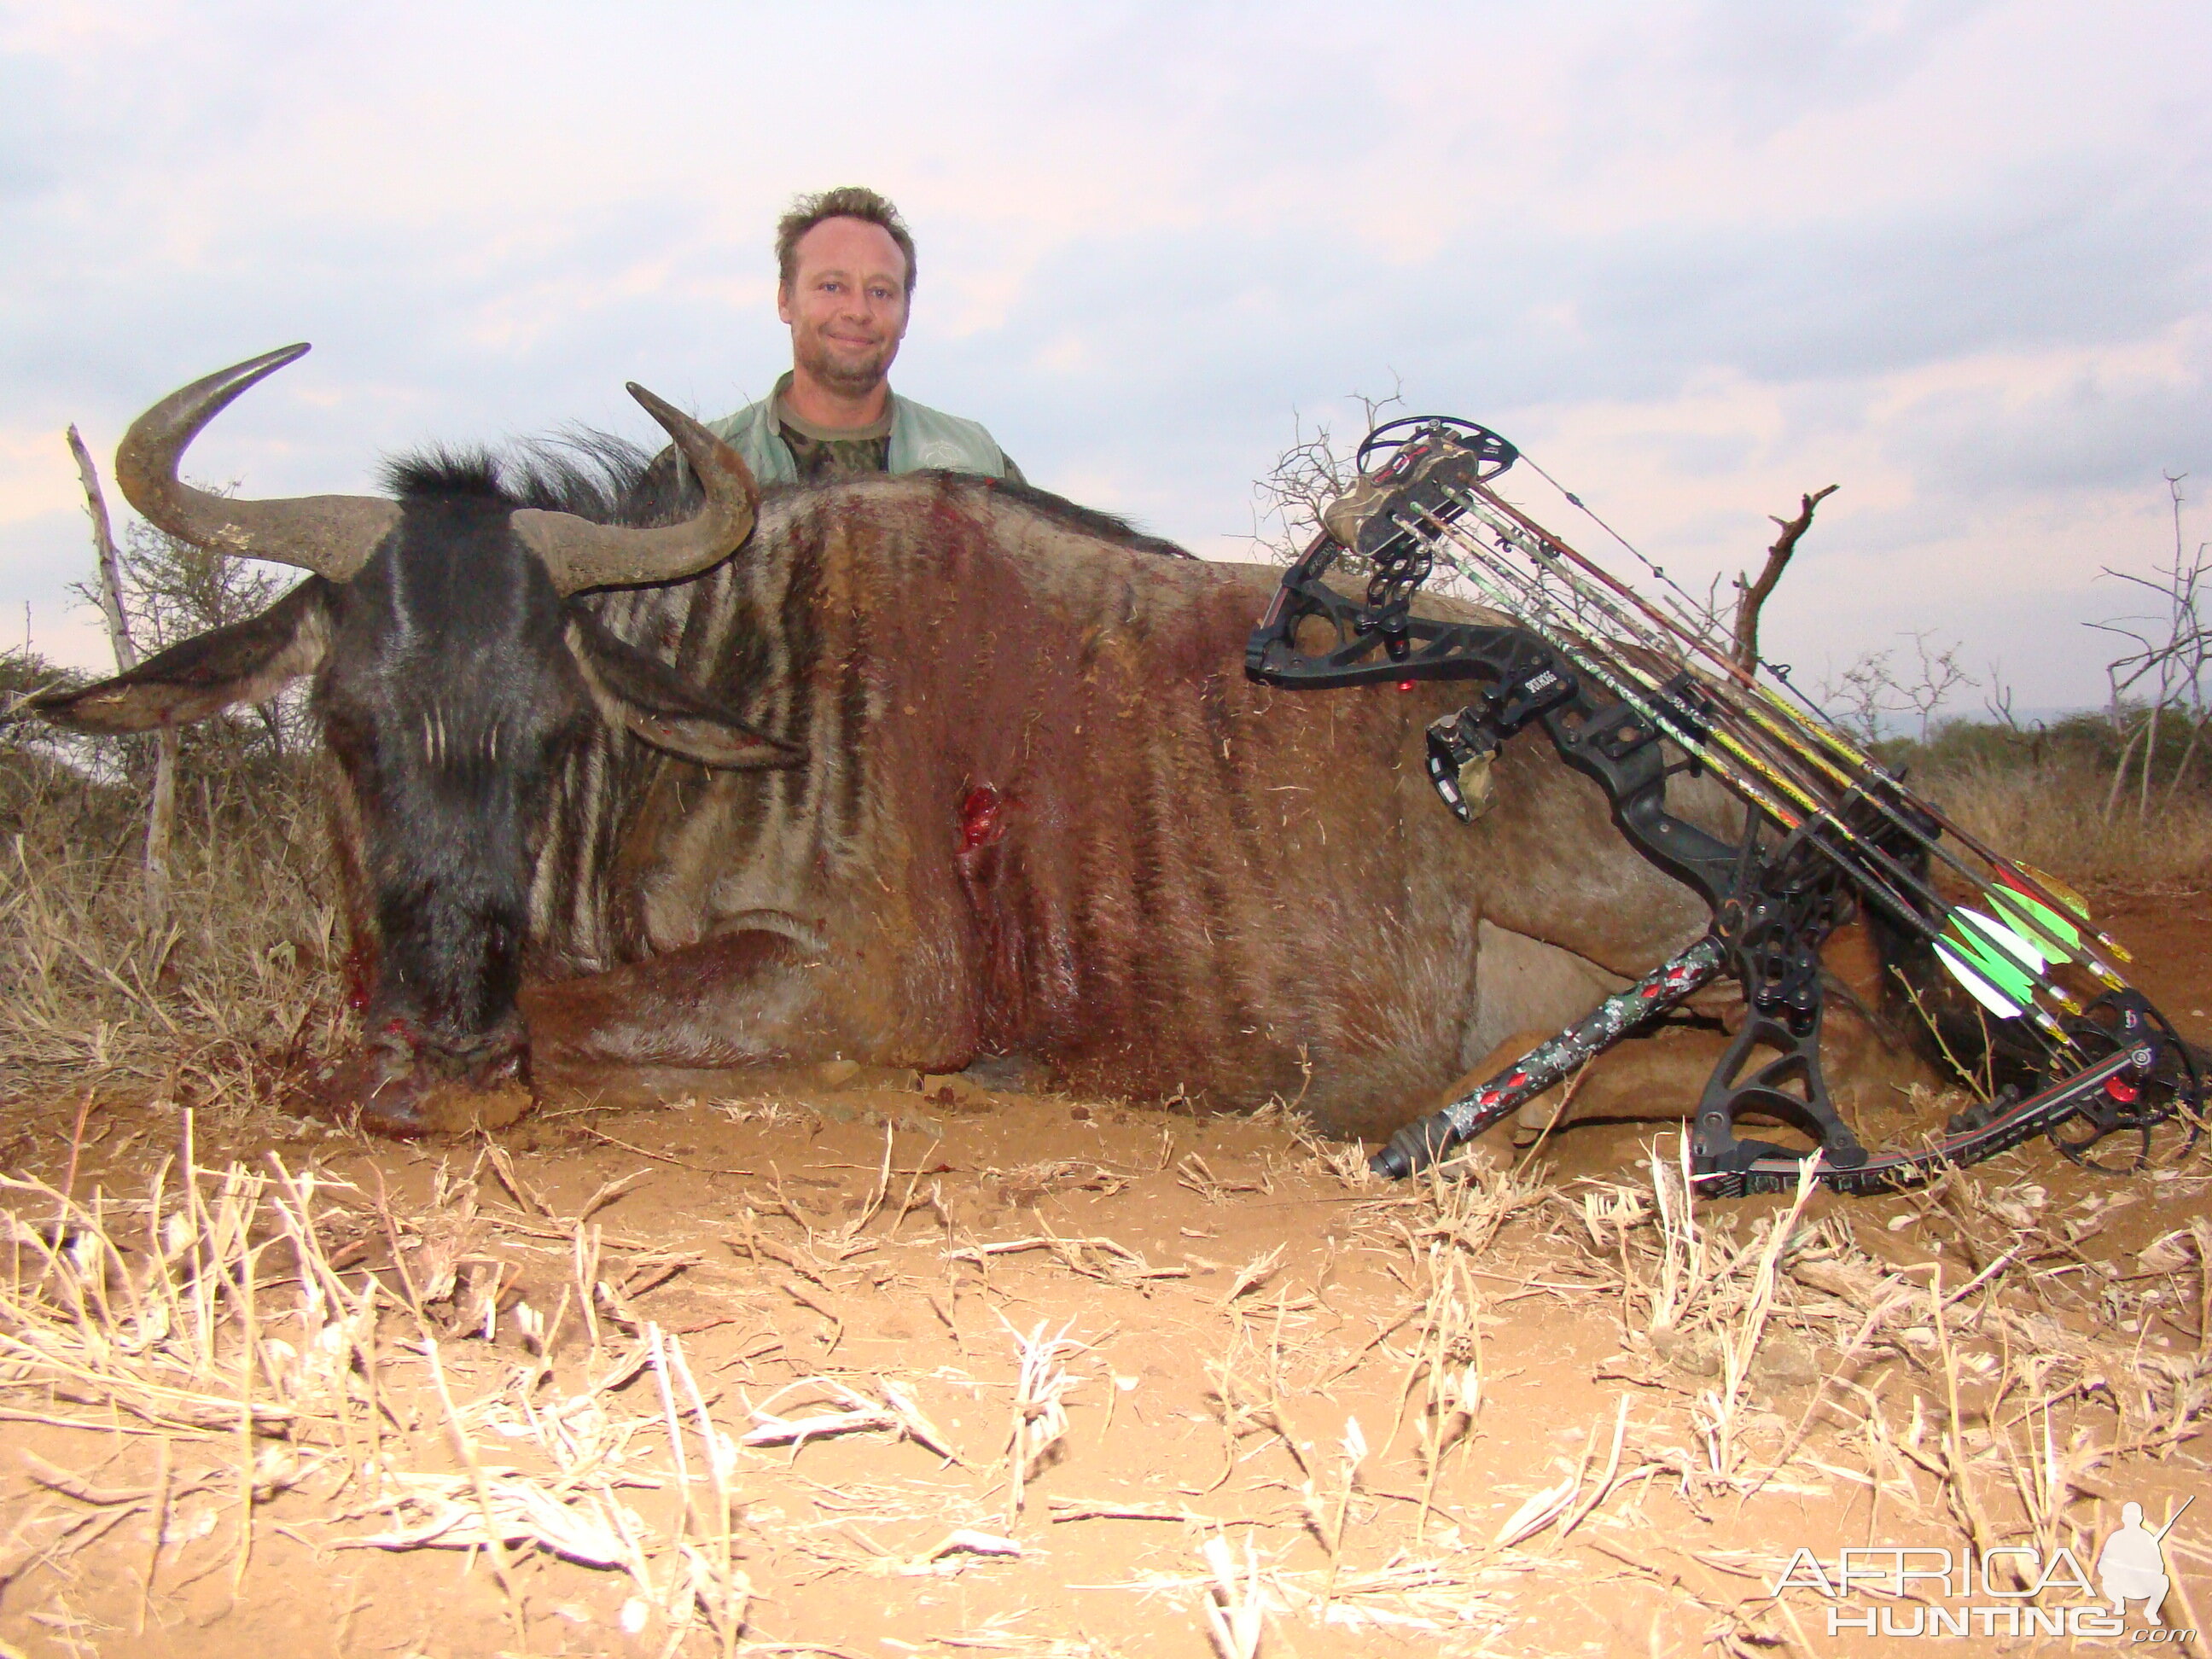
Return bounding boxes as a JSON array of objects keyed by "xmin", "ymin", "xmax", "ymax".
[
  {"xmin": 776, "ymin": 399, "xmax": 893, "ymax": 483},
  {"xmin": 774, "ymin": 390, "xmax": 1022, "ymax": 486}
]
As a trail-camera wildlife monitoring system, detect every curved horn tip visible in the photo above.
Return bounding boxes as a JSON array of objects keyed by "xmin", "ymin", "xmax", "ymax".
[
  {"xmin": 144, "ymin": 343, "xmax": 317, "ymax": 419},
  {"xmin": 625, "ymin": 382, "xmax": 689, "ymax": 426},
  {"xmin": 515, "ymin": 380, "xmax": 758, "ymax": 595},
  {"xmin": 230, "ymin": 341, "xmax": 314, "ymax": 379},
  {"xmin": 115, "ymin": 340, "xmax": 394, "ymax": 582}
]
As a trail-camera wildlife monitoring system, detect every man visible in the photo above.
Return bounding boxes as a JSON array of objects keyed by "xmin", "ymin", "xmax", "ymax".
[
  {"xmin": 711, "ymin": 186, "xmax": 1022, "ymax": 486},
  {"xmin": 2098, "ymin": 1502, "xmax": 2172, "ymax": 1624}
]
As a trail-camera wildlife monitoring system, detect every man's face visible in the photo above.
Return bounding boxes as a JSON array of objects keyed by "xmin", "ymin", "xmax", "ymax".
[{"xmin": 778, "ymin": 217, "xmax": 911, "ymax": 399}]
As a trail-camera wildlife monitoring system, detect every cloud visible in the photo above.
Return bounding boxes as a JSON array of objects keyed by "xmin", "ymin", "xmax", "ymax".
[
  {"xmin": 2, "ymin": 1, "xmax": 2208, "ymax": 712},
  {"xmin": 1876, "ymin": 323, "xmax": 2212, "ymax": 499}
]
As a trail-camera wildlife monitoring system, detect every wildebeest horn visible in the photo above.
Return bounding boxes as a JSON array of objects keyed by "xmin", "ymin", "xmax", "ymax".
[
  {"xmin": 116, "ymin": 343, "xmax": 402, "ymax": 581},
  {"xmin": 510, "ymin": 386, "xmax": 760, "ymax": 595}
]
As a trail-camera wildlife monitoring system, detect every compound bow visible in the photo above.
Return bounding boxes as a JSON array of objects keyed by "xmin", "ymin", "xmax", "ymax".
[{"xmin": 1245, "ymin": 418, "xmax": 2202, "ymax": 1196}]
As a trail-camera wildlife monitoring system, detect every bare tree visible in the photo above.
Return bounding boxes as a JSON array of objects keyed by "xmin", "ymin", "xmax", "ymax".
[
  {"xmin": 1983, "ymin": 661, "xmax": 2020, "ymax": 729},
  {"xmin": 1818, "ymin": 648, "xmax": 1896, "ymax": 745},
  {"xmin": 2090, "ymin": 472, "xmax": 2209, "ymax": 822},
  {"xmin": 1895, "ymin": 628, "xmax": 1976, "ymax": 743},
  {"xmin": 1977, "ymin": 660, "xmax": 2049, "ymax": 763},
  {"xmin": 1816, "ymin": 630, "xmax": 1976, "ymax": 748},
  {"xmin": 1247, "ymin": 381, "xmax": 1405, "ymax": 565}
]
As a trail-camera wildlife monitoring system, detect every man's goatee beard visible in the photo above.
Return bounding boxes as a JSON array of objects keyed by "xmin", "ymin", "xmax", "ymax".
[{"xmin": 802, "ymin": 343, "xmax": 892, "ymax": 399}]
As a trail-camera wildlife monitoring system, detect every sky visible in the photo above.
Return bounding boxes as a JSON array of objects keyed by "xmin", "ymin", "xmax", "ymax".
[{"xmin": 3, "ymin": 0, "xmax": 2207, "ymax": 714}]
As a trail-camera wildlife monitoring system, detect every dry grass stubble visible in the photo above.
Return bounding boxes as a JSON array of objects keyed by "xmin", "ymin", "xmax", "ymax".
[
  {"xmin": 3, "ymin": 1091, "xmax": 2210, "ymax": 1654},
  {"xmin": 0, "ymin": 755, "xmax": 345, "ymax": 1126}
]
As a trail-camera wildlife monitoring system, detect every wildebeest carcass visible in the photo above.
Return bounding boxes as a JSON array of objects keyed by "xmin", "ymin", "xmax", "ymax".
[{"xmin": 39, "ymin": 346, "xmax": 1797, "ymax": 1140}]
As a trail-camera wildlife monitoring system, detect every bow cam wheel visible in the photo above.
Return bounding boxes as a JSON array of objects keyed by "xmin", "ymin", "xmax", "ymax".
[
  {"xmin": 2046, "ymin": 992, "xmax": 2203, "ymax": 1174},
  {"xmin": 1355, "ymin": 416, "xmax": 1517, "ymax": 486}
]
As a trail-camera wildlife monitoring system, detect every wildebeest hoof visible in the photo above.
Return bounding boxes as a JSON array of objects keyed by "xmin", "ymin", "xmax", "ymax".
[
  {"xmin": 310, "ymin": 1052, "xmax": 534, "ymax": 1138},
  {"xmin": 405, "ymin": 1077, "xmax": 535, "ymax": 1136},
  {"xmin": 960, "ymin": 1053, "xmax": 1054, "ymax": 1092}
]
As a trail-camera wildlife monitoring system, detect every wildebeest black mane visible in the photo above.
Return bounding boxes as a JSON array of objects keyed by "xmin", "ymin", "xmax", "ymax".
[
  {"xmin": 381, "ymin": 434, "xmax": 1196, "ymax": 559},
  {"xmin": 988, "ymin": 477, "xmax": 1195, "ymax": 560},
  {"xmin": 380, "ymin": 434, "xmax": 678, "ymax": 525},
  {"xmin": 380, "ymin": 446, "xmax": 512, "ymax": 503}
]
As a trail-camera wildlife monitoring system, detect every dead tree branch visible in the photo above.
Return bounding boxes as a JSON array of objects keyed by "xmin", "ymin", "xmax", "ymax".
[
  {"xmin": 1246, "ymin": 379, "xmax": 1406, "ymax": 565},
  {"xmin": 1732, "ymin": 485, "xmax": 1838, "ymax": 672},
  {"xmin": 69, "ymin": 425, "xmax": 137, "ymax": 675},
  {"xmin": 69, "ymin": 423, "xmax": 177, "ymax": 924},
  {"xmin": 2091, "ymin": 472, "xmax": 2209, "ymax": 821}
]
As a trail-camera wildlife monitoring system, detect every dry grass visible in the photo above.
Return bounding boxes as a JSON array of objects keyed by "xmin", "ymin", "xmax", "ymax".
[
  {"xmin": 0, "ymin": 1131, "xmax": 762, "ymax": 1653},
  {"xmin": 1924, "ymin": 752, "xmax": 2212, "ymax": 889},
  {"xmin": 1338, "ymin": 1129, "xmax": 2212, "ymax": 1638},
  {"xmin": 3, "ymin": 1102, "xmax": 2211, "ymax": 1655},
  {"xmin": 1569, "ymin": 1148, "xmax": 2212, "ymax": 1573},
  {"xmin": 0, "ymin": 1122, "xmax": 1528, "ymax": 1653},
  {"xmin": 0, "ymin": 754, "xmax": 344, "ymax": 1121}
]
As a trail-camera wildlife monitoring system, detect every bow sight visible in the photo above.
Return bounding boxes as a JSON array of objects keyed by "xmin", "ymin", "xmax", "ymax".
[{"xmin": 1246, "ymin": 417, "xmax": 2203, "ymax": 1195}]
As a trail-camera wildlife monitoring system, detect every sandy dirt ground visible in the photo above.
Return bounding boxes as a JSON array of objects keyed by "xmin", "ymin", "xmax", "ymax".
[{"xmin": 1, "ymin": 888, "xmax": 2208, "ymax": 1659}]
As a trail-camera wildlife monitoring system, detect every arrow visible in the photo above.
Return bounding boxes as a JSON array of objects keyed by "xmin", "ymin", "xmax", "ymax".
[
  {"xmin": 1431, "ymin": 485, "xmax": 2139, "ymax": 1016},
  {"xmin": 1458, "ymin": 478, "xmax": 2143, "ymax": 976},
  {"xmin": 2004, "ymin": 861, "xmax": 2090, "ymax": 922},
  {"xmin": 1373, "ymin": 450, "xmax": 2144, "ymax": 1076},
  {"xmin": 1987, "ymin": 883, "xmax": 2080, "ymax": 966},
  {"xmin": 1419, "ymin": 515, "xmax": 2067, "ymax": 969},
  {"xmin": 1416, "ymin": 521, "xmax": 2081, "ymax": 1046},
  {"xmin": 1406, "ymin": 500, "xmax": 2098, "ymax": 1051}
]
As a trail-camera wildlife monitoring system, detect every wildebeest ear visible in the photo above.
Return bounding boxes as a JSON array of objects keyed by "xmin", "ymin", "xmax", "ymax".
[
  {"xmin": 32, "ymin": 579, "xmax": 333, "ymax": 735},
  {"xmin": 564, "ymin": 612, "xmax": 802, "ymax": 770}
]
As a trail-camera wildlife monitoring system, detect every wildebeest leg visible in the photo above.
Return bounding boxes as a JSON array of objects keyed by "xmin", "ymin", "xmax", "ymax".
[
  {"xmin": 1461, "ymin": 922, "xmax": 1625, "ymax": 1065},
  {"xmin": 520, "ymin": 926, "xmax": 974, "ymax": 1079},
  {"xmin": 958, "ymin": 1053, "xmax": 1056, "ymax": 1091}
]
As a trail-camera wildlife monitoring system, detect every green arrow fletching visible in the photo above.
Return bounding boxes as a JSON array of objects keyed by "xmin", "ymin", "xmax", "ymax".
[
  {"xmin": 2007, "ymin": 861, "xmax": 2091, "ymax": 922},
  {"xmin": 1933, "ymin": 940, "xmax": 2024, "ymax": 1018},
  {"xmin": 1933, "ymin": 908, "xmax": 2040, "ymax": 1018},
  {"xmin": 1988, "ymin": 885, "xmax": 2081, "ymax": 965}
]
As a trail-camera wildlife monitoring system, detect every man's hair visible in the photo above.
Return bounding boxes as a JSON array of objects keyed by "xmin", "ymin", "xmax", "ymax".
[{"xmin": 775, "ymin": 186, "xmax": 917, "ymax": 300}]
